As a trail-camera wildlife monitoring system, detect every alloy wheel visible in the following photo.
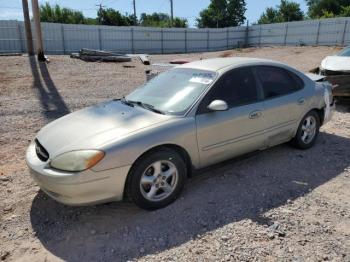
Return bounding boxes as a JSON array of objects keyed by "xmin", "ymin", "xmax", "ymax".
[
  {"xmin": 301, "ymin": 115, "xmax": 317, "ymax": 144},
  {"xmin": 140, "ymin": 160, "xmax": 178, "ymax": 202}
]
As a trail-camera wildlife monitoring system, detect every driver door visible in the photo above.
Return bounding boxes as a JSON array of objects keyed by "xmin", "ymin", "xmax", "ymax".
[{"xmin": 195, "ymin": 67, "xmax": 266, "ymax": 168}]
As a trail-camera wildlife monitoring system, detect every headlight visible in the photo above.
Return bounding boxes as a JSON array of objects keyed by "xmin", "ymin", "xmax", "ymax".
[{"xmin": 50, "ymin": 150, "xmax": 105, "ymax": 172}]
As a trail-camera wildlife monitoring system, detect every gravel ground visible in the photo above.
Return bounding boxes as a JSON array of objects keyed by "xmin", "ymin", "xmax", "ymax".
[{"xmin": 0, "ymin": 46, "xmax": 349, "ymax": 261}]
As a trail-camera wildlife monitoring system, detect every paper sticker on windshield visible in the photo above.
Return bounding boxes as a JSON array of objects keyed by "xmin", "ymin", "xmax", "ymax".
[{"xmin": 189, "ymin": 73, "xmax": 215, "ymax": 85}]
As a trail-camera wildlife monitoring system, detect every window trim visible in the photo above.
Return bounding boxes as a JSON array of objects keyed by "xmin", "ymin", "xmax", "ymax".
[
  {"xmin": 252, "ymin": 65, "xmax": 305, "ymax": 101},
  {"xmin": 196, "ymin": 66, "xmax": 263, "ymax": 115}
]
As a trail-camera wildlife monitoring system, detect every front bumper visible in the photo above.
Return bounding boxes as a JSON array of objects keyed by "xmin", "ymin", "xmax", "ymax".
[{"xmin": 26, "ymin": 142, "xmax": 131, "ymax": 206}]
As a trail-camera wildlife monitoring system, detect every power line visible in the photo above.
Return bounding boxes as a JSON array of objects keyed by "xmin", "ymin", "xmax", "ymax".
[
  {"xmin": 0, "ymin": 6, "xmax": 23, "ymax": 9},
  {"xmin": 156, "ymin": 0, "xmax": 167, "ymax": 12},
  {"xmin": 0, "ymin": 5, "xmax": 99, "ymax": 11},
  {"xmin": 103, "ymin": 0, "xmax": 117, "ymax": 5}
]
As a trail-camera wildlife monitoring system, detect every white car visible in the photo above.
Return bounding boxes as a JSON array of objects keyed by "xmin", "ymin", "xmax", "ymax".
[{"xmin": 321, "ymin": 46, "xmax": 350, "ymax": 74}]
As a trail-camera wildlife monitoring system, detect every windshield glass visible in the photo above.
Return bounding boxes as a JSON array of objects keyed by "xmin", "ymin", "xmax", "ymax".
[
  {"xmin": 338, "ymin": 46, "xmax": 350, "ymax": 56},
  {"xmin": 126, "ymin": 68, "xmax": 217, "ymax": 115}
]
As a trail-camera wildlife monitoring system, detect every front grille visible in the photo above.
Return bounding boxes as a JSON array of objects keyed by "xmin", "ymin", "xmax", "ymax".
[{"xmin": 35, "ymin": 139, "xmax": 49, "ymax": 162}]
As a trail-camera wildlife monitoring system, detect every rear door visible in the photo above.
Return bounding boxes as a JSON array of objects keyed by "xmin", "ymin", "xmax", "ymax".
[
  {"xmin": 195, "ymin": 67, "xmax": 266, "ymax": 167},
  {"xmin": 253, "ymin": 66, "xmax": 307, "ymax": 147}
]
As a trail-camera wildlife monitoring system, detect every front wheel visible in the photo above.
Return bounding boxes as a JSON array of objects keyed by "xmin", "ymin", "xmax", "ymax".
[
  {"xmin": 126, "ymin": 148, "xmax": 187, "ymax": 210},
  {"xmin": 291, "ymin": 110, "xmax": 320, "ymax": 149}
]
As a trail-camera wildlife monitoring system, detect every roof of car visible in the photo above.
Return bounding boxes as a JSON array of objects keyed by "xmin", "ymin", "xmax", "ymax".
[{"xmin": 178, "ymin": 57, "xmax": 282, "ymax": 72}]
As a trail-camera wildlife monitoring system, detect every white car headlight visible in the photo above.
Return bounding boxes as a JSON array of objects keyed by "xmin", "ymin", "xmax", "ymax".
[{"xmin": 50, "ymin": 150, "xmax": 105, "ymax": 172}]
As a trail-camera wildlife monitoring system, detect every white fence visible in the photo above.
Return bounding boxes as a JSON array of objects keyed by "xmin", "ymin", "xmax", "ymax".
[
  {"xmin": 248, "ymin": 17, "xmax": 350, "ymax": 46},
  {"xmin": 0, "ymin": 20, "xmax": 246, "ymax": 54},
  {"xmin": 0, "ymin": 17, "xmax": 349, "ymax": 54}
]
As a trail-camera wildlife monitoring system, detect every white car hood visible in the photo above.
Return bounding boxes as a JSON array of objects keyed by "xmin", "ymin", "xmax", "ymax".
[
  {"xmin": 36, "ymin": 100, "xmax": 171, "ymax": 158},
  {"xmin": 321, "ymin": 56, "xmax": 350, "ymax": 72}
]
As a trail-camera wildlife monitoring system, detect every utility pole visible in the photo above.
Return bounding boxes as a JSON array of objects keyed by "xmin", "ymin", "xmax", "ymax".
[
  {"xmin": 96, "ymin": 3, "xmax": 107, "ymax": 25},
  {"xmin": 22, "ymin": 0, "xmax": 34, "ymax": 55},
  {"xmin": 132, "ymin": 0, "xmax": 137, "ymax": 25},
  {"xmin": 96, "ymin": 3, "xmax": 104, "ymax": 24},
  {"xmin": 31, "ymin": 0, "xmax": 45, "ymax": 61},
  {"xmin": 170, "ymin": 0, "xmax": 173, "ymax": 27}
]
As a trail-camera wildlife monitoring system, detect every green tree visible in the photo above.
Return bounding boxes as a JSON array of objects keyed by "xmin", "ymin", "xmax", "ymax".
[
  {"xmin": 257, "ymin": 0, "xmax": 303, "ymax": 24},
  {"xmin": 172, "ymin": 17, "xmax": 188, "ymax": 28},
  {"xmin": 140, "ymin": 13, "xmax": 187, "ymax": 28},
  {"xmin": 279, "ymin": 0, "xmax": 304, "ymax": 21},
  {"xmin": 40, "ymin": 3, "xmax": 96, "ymax": 24},
  {"xmin": 97, "ymin": 8, "xmax": 135, "ymax": 26},
  {"xmin": 196, "ymin": 0, "xmax": 247, "ymax": 28},
  {"xmin": 340, "ymin": 5, "xmax": 350, "ymax": 16},
  {"xmin": 320, "ymin": 10, "xmax": 336, "ymax": 18},
  {"xmin": 306, "ymin": 0, "xmax": 350, "ymax": 18},
  {"xmin": 258, "ymin": 7, "xmax": 283, "ymax": 24}
]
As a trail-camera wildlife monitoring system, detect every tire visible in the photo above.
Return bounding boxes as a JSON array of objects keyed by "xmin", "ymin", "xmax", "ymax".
[
  {"xmin": 126, "ymin": 148, "xmax": 187, "ymax": 210},
  {"xmin": 291, "ymin": 110, "xmax": 320, "ymax": 149}
]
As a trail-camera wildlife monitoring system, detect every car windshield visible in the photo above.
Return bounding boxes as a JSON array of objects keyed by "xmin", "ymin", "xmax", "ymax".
[
  {"xmin": 338, "ymin": 46, "xmax": 350, "ymax": 56},
  {"xmin": 126, "ymin": 68, "xmax": 217, "ymax": 115}
]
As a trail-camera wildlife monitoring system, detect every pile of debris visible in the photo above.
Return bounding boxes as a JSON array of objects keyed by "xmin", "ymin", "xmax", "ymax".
[
  {"xmin": 71, "ymin": 48, "xmax": 131, "ymax": 62},
  {"xmin": 70, "ymin": 48, "xmax": 150, "ymax": 65}
]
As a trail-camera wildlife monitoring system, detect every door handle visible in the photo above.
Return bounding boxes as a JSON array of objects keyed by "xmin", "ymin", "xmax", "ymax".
[
  {"xmin": 297, "ymin": 98, "xmax": 305, "ymax": 105},
  {"xmin": 249, "ymin": 110, "xmax": 262, "ymax": 119}
]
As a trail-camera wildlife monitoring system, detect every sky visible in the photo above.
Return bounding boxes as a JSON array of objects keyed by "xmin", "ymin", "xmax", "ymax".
[{"xmin": 0, "ymin": 0, "xmax": 308, "ymax": 27}]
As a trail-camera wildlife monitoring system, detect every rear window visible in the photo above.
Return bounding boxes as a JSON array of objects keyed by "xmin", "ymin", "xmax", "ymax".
[{"xmin": 255, "ymin": 66, "xmax": 303, "ymax": 99}]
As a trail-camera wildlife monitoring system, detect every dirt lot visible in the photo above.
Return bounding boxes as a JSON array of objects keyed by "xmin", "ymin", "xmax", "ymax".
[{"xmin": 0, "ymin": 46, "xmax": 349, "ymax": 261}]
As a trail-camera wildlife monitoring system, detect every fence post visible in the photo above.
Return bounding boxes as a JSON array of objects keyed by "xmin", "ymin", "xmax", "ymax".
[
  {"xmin": 207, "ymin": 29, "xmax": 210, "ymax": 51},
  {"xmin": 61, "ymin": 24, "xmax": 65, "ymax": 54},
  {"xmin": 98, "ymin": 27, "xmax": 102, "ymax": 50},
  {"xmin": 315, "ymin": 21, "xmax": 321, "ymax": 45},
  {"xmin": 226, "ymin": 27, "xmax": 229, "ymax": 49},
  {"xmin": 258, "ymin": 25, "xmax": 262, "ymax": 47},
  {"xmin": 185, "ymin": 29, "xmax": 187, "ymax": 53},
  {"xmin": 131, "ymin": 27, "xmax": 134, "ymax": 54},
  {"xmin": 17, "ymin": 22, "xmax": 24, "ymax": 53},
  {"xmin": 161, "ymin": 28, "xmax": 164, "ymax": 54},
  {"xmin": 284, "ymin": 23, "xmax": 289, "ymax": 46},
  {"xmin": 342, "ymin": 20, "xmax": 348, "ymax": 46},
  {"xmin": 244, "ymin": 21, "xmax": 249, "ymax": 47}
]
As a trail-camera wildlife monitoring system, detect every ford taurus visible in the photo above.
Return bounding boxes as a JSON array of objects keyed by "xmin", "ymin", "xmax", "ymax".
[{"xmin": 26, "ymin": 57, "xmax": 334, "ymax": 210}]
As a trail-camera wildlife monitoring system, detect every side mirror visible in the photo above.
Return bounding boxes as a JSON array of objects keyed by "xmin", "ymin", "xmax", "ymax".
[{"xmin": 207, "ymin": 100, "xmax": 228, "ymax": 111}]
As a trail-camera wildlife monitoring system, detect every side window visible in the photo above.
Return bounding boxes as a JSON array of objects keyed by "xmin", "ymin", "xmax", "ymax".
[
  {"xmin": 198, "ymin": 67, "xmax": 258, "ymax": 113},
  {"xmin": 255, "ymin": 66, "xmax": 303, "ymax": 99},
  {"xmin": 289, "ymin": 71, "xmax": 304, "ymax": 90}
]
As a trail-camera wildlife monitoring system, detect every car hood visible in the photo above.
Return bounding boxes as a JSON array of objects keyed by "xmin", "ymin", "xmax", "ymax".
[
  {"xmin": 321, "ymin": 56, "xmax": 350, "ymax": 72},
  {"xmin": 36, "ymin": 100, "xmax": 172, "ymax": 157}
]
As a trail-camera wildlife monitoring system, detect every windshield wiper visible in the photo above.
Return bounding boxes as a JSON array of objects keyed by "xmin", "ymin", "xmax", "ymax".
[
  {"xmin": 119, "ymin": 97, "xmax": 134, "ymax": 107},
  {"xmin": 140, "ymin": 103, "xmax": 165, "ymax": 115},
  {"xmin": 127, "ymin": 100, "xmax": 165, "ymax": 115}
]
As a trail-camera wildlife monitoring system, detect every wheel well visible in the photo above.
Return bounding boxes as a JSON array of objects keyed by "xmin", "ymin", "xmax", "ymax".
[
  {"xmin": 140, "ymin": 144, "xmax": 193, "ymax": 177},
  {"xmin": 123, "ymin": 144, "xmax": 193, "ymax": 200},
  {"xmin": 312, "ymin": 108, "xmax": 325, "ymax": 126}
]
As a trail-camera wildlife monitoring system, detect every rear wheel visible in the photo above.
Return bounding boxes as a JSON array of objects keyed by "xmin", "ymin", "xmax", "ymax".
[
  {"xmin": 127, "ymin": 148, "xmax": 186, "ymax": 210},
  {"xmin": 291, "ymin": 110, "xmax": 320, "ymax": 149}
]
